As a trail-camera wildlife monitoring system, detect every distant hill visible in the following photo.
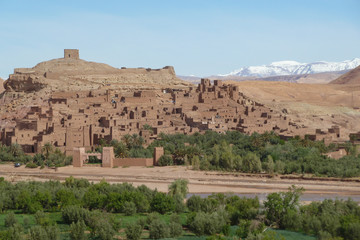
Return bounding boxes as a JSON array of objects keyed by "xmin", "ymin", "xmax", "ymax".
[{"xmin": 330, "ymin": 65, "xmax": 360, "ymax": 85}]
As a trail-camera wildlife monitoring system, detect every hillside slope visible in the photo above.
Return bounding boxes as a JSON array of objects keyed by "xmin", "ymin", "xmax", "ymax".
[{"xmin": 330, "ymin": 65, "xmax": 360, "ymax": 85}]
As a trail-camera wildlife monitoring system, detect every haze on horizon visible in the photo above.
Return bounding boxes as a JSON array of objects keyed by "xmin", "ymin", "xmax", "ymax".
[{"xmin": 0, "ymin": 0, "xmax": 359, "ymax": 79}]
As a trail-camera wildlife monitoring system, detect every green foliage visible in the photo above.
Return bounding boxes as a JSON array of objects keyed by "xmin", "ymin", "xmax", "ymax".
[
  {"xmin": 242, "ymin": 152, "xmax": 262, "ymax": 173},
  {"xmin": 34, "ymin": 210, "xmax": 51, "ymax": 226},
  {"xmin": 29, "ymin": 225, "xmax": 59, "ymax": 240},
  {"xmin": 123, "ymin": 201, "xmax": 137, "ymax": 216},
  {"xmin": 150, "ymin": 192, "xmax": 175, "ymax": 214},
  {"xmin": 188, "ymin": 209, "xmax": 229, "ymax": 236},
  {"xmin": 26, "ymin": 162, "xmax": 38, "ymax": 168},
  {"xmin": 70, "ymin": 220, "xmax": 87, "ymax": 240},
  {"xmin": 169, "ymin": 221, "xmax": 183, "ymax": 238},
  {"xmin": 4, "ymin": 212, "xmax": 17, "ymax": 227},
  {"xmin": 168, "ymin": 179, "xmax": 189, "ymax": 199},
  {"xmin": 264, "ymin": 185, "xmax": 304, "ymax": 228},
  {"xmin": 62, "ymin": 205, "xmax": 90, "ymax": 225},
  {"xmin": 157, "ymin": 155, "xmax": 173, "ymax": 166},
  {"xmin": 149, "ymin": 219, "xmax": 170, "ymax": 239},
  {"xmin": 88, "ymin": 211, "xmax": 120, "ymax": 240},
  {"xmin": 125, "ymin": 223, "xmax": 143, "ymax": 240},
  {"xmin": 3, "ymin": 224, "xmax": 23, "ymax": 240}
]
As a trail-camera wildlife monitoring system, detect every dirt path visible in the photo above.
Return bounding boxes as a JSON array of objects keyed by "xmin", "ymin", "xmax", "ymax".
[{"xmin": 1, "ymin": 164, "xmax": 360, "ymax": 201}]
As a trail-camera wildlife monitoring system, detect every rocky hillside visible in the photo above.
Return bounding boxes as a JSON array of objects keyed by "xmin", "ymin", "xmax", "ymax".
[{"xmin": 4, "ymin": 53, "xmax": 192, "ymax": 93}]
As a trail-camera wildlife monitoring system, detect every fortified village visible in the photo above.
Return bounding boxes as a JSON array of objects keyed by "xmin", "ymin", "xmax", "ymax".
[{"xmin": 0, "ymin": 50, "xmax": 358, "ymax": 166}]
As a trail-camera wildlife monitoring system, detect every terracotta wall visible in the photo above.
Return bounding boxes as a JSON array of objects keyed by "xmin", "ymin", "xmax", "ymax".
[{"xmin": 113, "ymin": 158, "xmax": 153, "ymax": 167}]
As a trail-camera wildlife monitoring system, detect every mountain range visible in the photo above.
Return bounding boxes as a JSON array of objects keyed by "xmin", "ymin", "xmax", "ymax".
[{"xmin": 221, "ymin": 58, "xmax": 360, "ymax": 77}]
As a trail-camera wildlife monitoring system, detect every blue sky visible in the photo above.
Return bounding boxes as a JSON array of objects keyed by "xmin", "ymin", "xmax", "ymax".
[{"xmin": 0, "ymin": 0, "xmax": 359, "ymax": 78}]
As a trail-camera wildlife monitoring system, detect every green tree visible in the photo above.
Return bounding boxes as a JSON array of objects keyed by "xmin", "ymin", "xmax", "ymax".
[
  {"xmin": 41, "ymin": 142, "xmax": 54, "ymax": 160},
  {"xmin": 125, "ymin": 223, "xmax": 142, "ymax": 240},
  {"xmin": 9, "ymin": 143, "xmax": 23, "ymax": 157},
  {"xmin": 150, "ymin": 192, "xmax": 175, "ymax": 214},
  {"xmin": 122, "ymin": 201, "xmax": 137, "ymax": 216},
  {"xmin": 264, "ymin": 185, "xmax": 304, "ymax": 227},
  {"xmin": 4, "ymin": 212, "xmax": 17, "ymax": 227},
  {"xmin": 168, "ymin": 179, "xmax": 189, "ymax": 199},
  {"xmin": 242, "ymin": 152, "xmax": 262, "ymax": 173},
  {"xmin": 157, "ymin": 155, "xmax": 173, "ymax": 166},
  {"xmin": 70, "ymin": 220, "xmax": 87, "ymax": 240},
  {"xmin": 149, "ymin": 219, "xmax": 170, "ymax": 239}
]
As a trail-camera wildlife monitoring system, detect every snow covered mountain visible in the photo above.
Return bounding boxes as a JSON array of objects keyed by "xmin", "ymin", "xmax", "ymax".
[{"xmin": 222, "ymin": 58, "xmax": 360, "ymax": 77}]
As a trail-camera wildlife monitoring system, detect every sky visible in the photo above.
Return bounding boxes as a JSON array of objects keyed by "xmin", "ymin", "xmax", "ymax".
[{"xmin": 0, "ymin": 0, "xmax": 359, "ymax": 79}]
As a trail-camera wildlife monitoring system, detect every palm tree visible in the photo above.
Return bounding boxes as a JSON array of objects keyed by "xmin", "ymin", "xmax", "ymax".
[
  {"xmin": 41, "ymin": 142, "xmax": 54, "ymax": 159},
  {"xmin": 9, "ymin": 143, "xmax": 23, "ymax": 157},
  {"xmin": 168, "ymin": 179, "xmax": 189, "ymax": 199}
]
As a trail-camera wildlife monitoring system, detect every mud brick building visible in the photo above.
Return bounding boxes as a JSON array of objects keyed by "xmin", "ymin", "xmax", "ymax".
[{"xmin": 1, "ymin": 77, "xmax": 343, "ymax": 155}]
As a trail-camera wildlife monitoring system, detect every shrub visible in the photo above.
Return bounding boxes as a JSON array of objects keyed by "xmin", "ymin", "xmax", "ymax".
[
  {"xmin": 123, "ymin": 201, "xmax": 137, "ymax": 216},
  {"xmin": 169, "ymin": 222, "xmax": 183, "ymax": 238},
  {"xmin": 186, "ymin": 195, "xmax": 202, "ymax": 212},
  {"xmin": 29, "ymin": 225, "xmax": 59, "ymax": 240},
  {"xmin": 34, "ymin": 211, "xmax": 51, "ymax": 226},
  {"xmin": 4, "ymin": 212, "xmax": 17, "ymax": 227},
  {"xmin": 157, "ymin": 155, "xmax": 173, "ymax": 166},
  {"xmin": 4, "ymin": 224, "xmax": 22, "ymax": 240},
  {"xmin": 146, "ymin": 212, "xmax": 160, "ymax": 228},
  {"xmin": 90, "ymin": 218, "xmax": 117, "ymax": 240},
  {"xmin": 125, "ymin": 223, "xmax": 143, "ymax": 240},
  {"xmin": 26, "ymin": 162, "xmax": 38, "ymax": 168},
  {"xmin": 69, "ymin": 220, "xmax": 86, "ymax": 240},
  {"xmin": 62, "ymin": 205, "xmax": 90, "ymax": 225},
  {"xmin": 150, "ymin": 192, "xmax": 175, "ymax": 214},
  {"xmin": 149, "ymin": 219, "xmax": 170, "ymax": 239}
]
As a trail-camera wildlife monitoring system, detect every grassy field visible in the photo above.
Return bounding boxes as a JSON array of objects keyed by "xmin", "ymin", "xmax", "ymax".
[{"xmin": 0, "ymin": 211, "xmax": 316, "ymax": 240}]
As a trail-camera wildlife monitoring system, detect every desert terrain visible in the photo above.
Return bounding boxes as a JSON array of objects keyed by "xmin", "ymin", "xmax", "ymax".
[
  {"xmin": 226, "ymin": 80, "xmax": 360, "ymax": 139},
  {"xmin": 1, "ymin": 164, "xmax": 360, "ymax": 202}
]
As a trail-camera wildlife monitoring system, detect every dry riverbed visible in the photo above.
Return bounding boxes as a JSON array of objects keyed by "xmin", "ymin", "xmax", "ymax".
[{"xmin": 1, "ymin": 164, "xmax": 360, "ymax": 201}]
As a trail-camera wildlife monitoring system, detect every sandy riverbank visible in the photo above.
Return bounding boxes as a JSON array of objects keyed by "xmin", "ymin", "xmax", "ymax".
[{"xmin": 1, "ymin": 164, "xmax": 360, "ymax": 201}]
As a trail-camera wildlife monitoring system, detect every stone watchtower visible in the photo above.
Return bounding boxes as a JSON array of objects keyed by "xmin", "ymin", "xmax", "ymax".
[{"xmin": 64, "ymin": 49, "xmax": 79, "ymax": 59}]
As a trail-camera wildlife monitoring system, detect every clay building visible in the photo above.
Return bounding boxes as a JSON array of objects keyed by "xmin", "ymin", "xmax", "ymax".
[{"xmin": 0, "ymin": 78, "xmax": 344, "ymax": 155}]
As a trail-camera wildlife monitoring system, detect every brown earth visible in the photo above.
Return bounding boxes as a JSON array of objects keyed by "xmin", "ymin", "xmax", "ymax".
[
  {"xmin": 226, "ymin": 80, "xmax": 360, "ymax": 138},
  {"xmin": 330, "ymin": 65, "xmax": 360, "ymax": 85},
  {"xmin": 1, "ymin": 164, "xmax": 360, "ymax": 201}
]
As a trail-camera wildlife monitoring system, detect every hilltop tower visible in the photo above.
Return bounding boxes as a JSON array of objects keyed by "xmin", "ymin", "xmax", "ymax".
[{"xmin": 64, "ymin": 49, "xmax": 79, "ymax": 59}]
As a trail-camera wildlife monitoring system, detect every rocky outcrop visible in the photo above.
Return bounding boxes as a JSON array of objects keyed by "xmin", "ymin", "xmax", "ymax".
[
  {"xmin": 4, "ymin": 50, "xmax": 191, "ymax": 93},
  {"xmin": 0, "ymin": 78, "xmax": 4, "ymax": 93}
]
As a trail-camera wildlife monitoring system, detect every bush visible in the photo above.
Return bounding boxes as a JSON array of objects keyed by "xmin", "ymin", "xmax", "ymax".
[
  {"xmin": 26, "ymin": 162, "xmax": 38, "ymax": 168},
  {"xmin": 4, "ymin": 212, "xmax": 17, "ymax": 227},
  {"xmin": 149, "ymin": 219, "xmax": 170, "ymax": 239},
  {"xmin": 123, "ymin": 201, "xmax": 137, "ymax": 216},
  {"xmin": 62, "ymin": 205, "xmax": 90, "ymax": 225},
  {"xmin": 150, "ymin": 192, "xmax": 175, "ymax": 214},
  {"xmin": 34, "ymin": 210, "xmax": 51, "ymax": 226},
  {"xmin": 125, "ymin": 223, "xmax": 143, "ymax": 240},
  {"xmin": 29, "ymin": 225, "xmax": 59, "ymax": 240},
  {"xmin": 169, "ymin": 222, "xmax": 183, "ymax": 238},
  {"xmin": 146, "ymin": 212, "xmax": 160, "ymax": 228},
  {"xmin": 4, "ymin": 224, "xmax": 22, "ymax": 240},
  {"xmin": 186, "ymin": 195, "xmax": 202, "ymax": 212},
  {"xmin": 157, "ymin": 155, "xmax": 173, "ymax": 166},
  {"xmin": 70, "ymin": 220, "xmax": 86, "ymax": 240}
]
